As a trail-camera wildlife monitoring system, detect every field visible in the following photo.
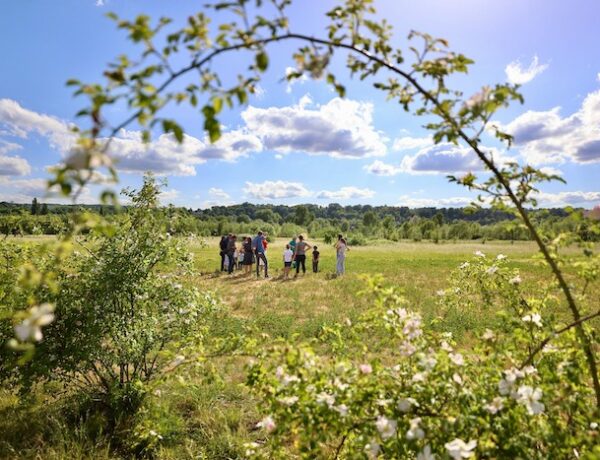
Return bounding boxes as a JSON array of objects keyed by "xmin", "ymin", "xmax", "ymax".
[{"xmin": 1, "ymin": 237, "xmax": 597, "ymax": 459}]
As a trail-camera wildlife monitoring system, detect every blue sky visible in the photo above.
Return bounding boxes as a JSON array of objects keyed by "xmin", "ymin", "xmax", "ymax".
[{"xmin": 1, "ymin": 0, "xmax": 599, "ymax": 208}]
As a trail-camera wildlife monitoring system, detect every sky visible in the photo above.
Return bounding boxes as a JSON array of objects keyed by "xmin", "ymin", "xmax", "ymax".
[{"xmin": 1, "ymin": 0, "xmax": 599, "ymax": 209}]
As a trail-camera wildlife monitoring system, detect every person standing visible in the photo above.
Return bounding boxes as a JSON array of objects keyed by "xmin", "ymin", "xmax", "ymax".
[
  {"xmin": 335, "ymin": 234, "xmax": 349, "ymax": 275},
  {"xmin": 242, "ymin": 236, "xmax": 254, "ymax": 274},
  {"xmin": 289, "ymin": 236, "xmax": 297, "ymax": 270},
  {"xmin": 283, "ymin": 244, "xmax": 293, "ymax": 279},
  {"xmin": 312, "ymin": 245, "xmax": 320, "ymax": 273},
  {"xmin": 293, "ymin": 235, "xmax": 311, "ymax": 276},
  {"xmin": 219, "ymin": 235, "xmax": 228, "ymax": 271},
  {"xmin": 227, "ymin": 234, "xmax": 237, "ymax": 274},
  {"xmin": 253, "ymin": 231, "xmax": 269, "ymax": 278}
]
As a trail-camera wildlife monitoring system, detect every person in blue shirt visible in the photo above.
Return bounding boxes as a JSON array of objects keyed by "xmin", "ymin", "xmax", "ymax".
[{"xmin": 252, "ymin": 231, "xmax": 269, "ymax": 278}]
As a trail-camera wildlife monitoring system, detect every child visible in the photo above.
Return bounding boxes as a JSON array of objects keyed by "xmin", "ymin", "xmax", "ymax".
[
  {"xmin": 237, "ymin": 245, "xmax": 245, "ymax": 269},
  {"xmin": 283, "ymin": 244, "xmax": 293, "ymax": 279},
  {"xmin": 312, "ymin": 245, "xmax": 320, "ymax": 273}
]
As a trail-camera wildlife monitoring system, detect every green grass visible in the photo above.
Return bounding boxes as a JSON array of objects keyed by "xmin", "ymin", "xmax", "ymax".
[{"xmin": 1, "ymin": 236, "xmax": 597, "ymax": 458}]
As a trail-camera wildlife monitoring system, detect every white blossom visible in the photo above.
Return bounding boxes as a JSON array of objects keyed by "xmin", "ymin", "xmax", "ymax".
[
  {"xmin": 406, "ymin": 417, "xmax": 425, "ymax": 440},
  {"xmin": 452, "ymin": 373, "xmax": 463, "ymax": 385},
  {"xmin": 419, "ymin": 354, "xmax": 437, "ymax": 371},
  {"xmin": 365, "ymin": 441, "xmax": 381, "ymax": 459},
  {"xmin": 496, "ymin": 254, "xmax": 507, "ymax": 260},
  {"xmin": 459, "ymin": 262, "xmax": 470, "ymax": 270},
  {"xmin": 522, "ymin": 313, "xmax": 543, "ymax": 328},
  {"xmin": 316, "ymin": 392, "xmax": 336, "ymax": 408},
  {"xmin": 278, "ymin": 396, "xmax": 299, "ymax": 406},
  {"xmin": 14, "ymin": 303, "xmax": 55, "ymax": 342},
  {"xmin": 474, "ymin": 250, "xmax": 486, "ymax": 258},
  {"xmin": 335, "ymin": 404, "xmax": 349, "ymax": 417},
  {"xmin": 516, "ymin": 385, "xmax": 545, "ymax": 415},
  {"xmin": 445, "ymin": 438, "xmax": 477, "ymax": 459},
  {"xmin": 397, "ymin": 397, "xmax": 418, "ymax": 412},
  {"xmin": 482, "ymin": 329, "xmax": 495, "ymax": 341},
  {"xmin": 257, "ymin": 415, "xmax": 276, "ymax": 432},
  {"xmin": 509, "ymin": 275, "xmax": 522, "ymax": 285},
  {"xmin": 449, "ymin": 353, "xmax": 464, "ymax": 366},
  {"xmin": 412, "ymin": 372, "xmax": 426, "ymax": 383},
  {"xmin": 465, "ymin": 86, "xmax": 491, "ymax": 109},
  {"xmin": 359, "ymin": 363, "xmax": 373, "ymax": 374},
  {"xmin": 399, "ymin": 341, "xmax": 417, "ymax": 357},
  {"xmin": 484, "ymin": 397, "xmax": 504, "ymax": 414},
  {"xmin": 441, "ymin": 340, "xmax": 453, "ymax": 352},
  {"xmin": 417, "ymin": 444, "xmax": 436, "ymax": 460},
  {"xmin": 244, "ymin": 442, "xmax": 260, "ymax": 456},
  {"xmin": 498, "ymin": 367, "xmax": 524, "ymax": 396},
  {"xmin": 590, "ymin": 422, "xmax": 598, "ymax": 430},
  {"xmin": 403, "ymin": 315, "xmax": 423, "ymax": 340},
  {"xmin": 436, "ymin": 290, "xmax": 446, "ymax": 296},
  {"xmin": 375, "ymin": 416, "xmax": 397, "ymax": 440},
  {"xmin": 486, "ymin": 266, "xmax": 498, "ymax": 275}
]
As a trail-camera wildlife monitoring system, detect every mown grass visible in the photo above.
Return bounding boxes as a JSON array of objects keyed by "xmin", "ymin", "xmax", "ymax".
[{"xmin": 1, "ymin": 236, "xmax": 597, "ymax": 459}]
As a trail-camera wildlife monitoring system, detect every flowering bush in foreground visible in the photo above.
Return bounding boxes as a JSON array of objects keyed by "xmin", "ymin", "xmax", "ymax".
[{"xmin": 247, "ymin": 257, "xmax": 598, "ymax": 459}]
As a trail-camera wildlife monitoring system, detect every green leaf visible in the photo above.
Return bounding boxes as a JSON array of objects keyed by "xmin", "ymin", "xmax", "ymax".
[{"xmin": 256, "ymin": 51, "xmax": 269, "ymax": 72}]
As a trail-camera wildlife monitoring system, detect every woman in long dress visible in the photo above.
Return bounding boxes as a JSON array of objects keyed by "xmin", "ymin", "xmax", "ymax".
[{"xmin": 335, "ymin": 234, "xmax": 349, "ymax": 276}]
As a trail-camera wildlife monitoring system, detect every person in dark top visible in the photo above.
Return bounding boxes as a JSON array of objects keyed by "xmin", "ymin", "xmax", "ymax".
[
  {"xmin": 242, "ymin": 236, "xmax": 253, "ymax": 274},
  {"xmin": 219, "ymin": 235, "xmax": 228, "ymax": 271},
  {"xmin": 293, "ymin": 235, "xmax": 311, "ymax": 276},
  {"xmin": 252, "ymin": 231, "xmax": 268, "ymax": 278},
  {"xmin": 312, "ymin": 245, "xmax": 320, "ymax": 273},
  {"xmin": 226, "ymin": 234, "xmax": 237, "ymax": 274}
]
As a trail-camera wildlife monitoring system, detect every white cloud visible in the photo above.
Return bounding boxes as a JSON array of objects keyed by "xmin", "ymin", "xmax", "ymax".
[
  {"xmin": 0, "ymin": 176, "xmax": 98, "ymax": 204},
  {"xmin": 316, "ymin": 186, "xmax": 375, "ymax": 200},
  {"xmin": 499, "ymin": 89, "xmax": 600, "ymax": 165},
  {"xmin": 0, "ymin": 149, "xmax": 31, "ymax": 176},
  {"xmin": 398, "ymin": 195, "xmax": 473, "ymax": 208},
  {"xmin": 366, "ymin": 143, "xmax": 508, "ymax": 176},
  {"xmin": 243, "ymin": 180, "xmax": 310, "ymax": 200},
  {"xmin": 505, "ymin": 55, "xmax": 548, "ymax": 85},
  {"xmin": 95, "ymin": 0, "xmax": 105, "ymax": 6},
  {"xmin": 392, "ymin": 136, "xmax": 431, "ymax": 151},
  {"xmin": 241, "ymin": 97, "xmax": 387, "ymax": 158},
  {"xmin": 209, "ymin": 187, "xmax": 230, "ymax": 201},
  {"xmin": 534, "ymin": 190, "xmax": 600, "ymax": 207},
  {"xmin": 363, "ymin": 160, "xmax": 401, "ymax": 176},
  {"xmin": 159, "ymin": 188, "xmax": 180, "ymax": 205}
]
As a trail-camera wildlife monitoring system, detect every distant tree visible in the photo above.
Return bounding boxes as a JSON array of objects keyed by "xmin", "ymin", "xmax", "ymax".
[
  {"xmin": 30, "ymin": 198, "xmax": 39, "ymax": 215},
  {"xmin": 433, "ymin": 211, "xmax": 444, "ymax": 226},
  {"xmin": 40, "ymin": 203, "xmax": 49, "ymax": 215},
  {"xmin": 237, "ymin": 214, "xmax": 251, "ymax": 223},
  {"xmin": 256, "ymin": 209, "xmax": 280, "ymax": 223},
  {"xmin": 362, "ymin": 210, "xmax": 377, "ymax": 228},
  {"xmin": 293, "ymin": 205, "xmax": 313, "ymax": 226}
]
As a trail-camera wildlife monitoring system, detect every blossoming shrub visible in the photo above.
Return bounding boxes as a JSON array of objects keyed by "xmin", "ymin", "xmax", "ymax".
[
  {"xmin": 0, "ymin": 176, "xmax": 218, "ymax": 424},
  {"xmin": 247, "ymin": 255, "xmax": 598, "ymax": 459}
]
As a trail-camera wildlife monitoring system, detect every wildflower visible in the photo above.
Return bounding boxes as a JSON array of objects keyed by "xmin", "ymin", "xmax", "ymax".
[
  {"xmin": 436, "ymin": 290, "xmax": 446, "ymax": 296},
  {"xmin": 257, "ymin": 415, "xmax": 276, "ymax": 432},
  {"xmin": 496, "ymin": 254, "xmax": 507, "ymax": 260},
  {"xmin": 509, "ymin": 275, "xmax": 522, "ymax": 285},
  {"xmin": 417, "ymin": 445, "xmax": 436, "ymax": 460},
  {"xmin": 498, "ymin": 367, "xmax": 524, "ymax": 396},
  {"xmin": 14, "ymin": 303, "xmax": 55, "ymax": 342},
  {"xmin": 419, "ymin": 354, "xmax": 437, "ymax": 371},
  {"xmin": 452, "ymin": 373, "xmax": 463, "ymax": 385},
  {"xmin": 399, "ymin": 341, "xmax": 417, "ymax": 357},
  {"xmin": 148, "ymin": 430, "xmax": 163, "ymax": 440},
  {"xmin": 484, "ymin": 397, "xmax": 504, "ymax": 414},
  {"xmin": 403, "ymin": 315, "xmax": 423, "ymax": 340},
  {"xmin": 516, "ymin": 385, "xmax": 545, "ymax": 415},
  {"xmin": 445, "ymin": 438, "xmax": 477, "ymax": 459},
  {"xmin": 474, "ymin": 250, "xmax": 485, "ymax": 257},
  {"xmin": 359, "ymin": 363, "xmax": 373, "ymax": 374},
  {"xmin": 459, "ymin": 262, "xmax": 470, "ymax": 269},
  {"xmin": 153, "ymin": 389, "xmax": 162, "ymax": 397},
  {"xmin": 412, "ymin": 372, "xmax": 426, "ymax": 383},
  {"xmin": 406, "ymin": 417, "xmax": 425, "ymax": 440},
  {"xmin": 449, "ymin": 353, "xmax": 464, "ymax": 366},
  {"xmin": 244, "ymin": 442, "xmax": 260, "ymax": 456},
  {"xmin": 441, "ymin": 340, "xmax": 453, "ymax": 352},
  {"xmin": 486, "ymin": 266, "xmax": 498, "ymax": 275},
  {"xmin": 316, "ymin": 392, "xmax": 336, "ymax": 407},
  {"xmin": 465, "ymin": 86, "xmax": 491, "ymax": 109},
  {"xmin": 335, "ymin": 404, "xmax": 349, "ymax": 417},
  {"xmin": 172, "ymin": 355, "xmax": 185, "ymax": 366},
  {"xmin": 482, "ymin": 329, "xmax": 495, "ymax": 340},
  {"xmin": 397, "ymin": 397, "xmax": 417, "ymax": 412},
  {"xmin": 523, "ymin": 365, "xmax": 537, "ymax": 375},
  {"xmin": 334, "ymin": 378, "xmax": 349, "ymax": 391},
  {"xmin": 590, "ymin": 422, "xmax": 598, "ymax": 430},
  {"xmin": 278, "ymin": 396, "xmax": 299, "ymax": 406},
  {"xmin": 365, "ymin": 441, "xmax": 381, "ymax": 459},
  {"xmin": 282, "ymin": 374, "xmax": 300, "ymax": 386},
  {"xmin": 522, "ymin": 313, "xmax": 542, "ymax": 328},
  {"xmin": 375, "ymin": 416, "xmax": 397, "ymax": 440}
]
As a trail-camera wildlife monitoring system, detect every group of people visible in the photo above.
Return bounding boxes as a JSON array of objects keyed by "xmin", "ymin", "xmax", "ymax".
[{"xmin": 219, "ymin": 232, "xmax": 350, "ymax": 278}]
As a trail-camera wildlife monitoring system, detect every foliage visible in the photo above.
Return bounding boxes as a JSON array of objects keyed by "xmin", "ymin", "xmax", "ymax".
[
  {"xmin": 247, "ymin": 264, "xmax": 598, "ymax": 458},
  {"xmin": 1, "ymin": 175, "xmax": 219, "ymax": 425}
]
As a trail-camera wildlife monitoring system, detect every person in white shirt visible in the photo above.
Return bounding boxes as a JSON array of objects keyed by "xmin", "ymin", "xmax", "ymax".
[
  {"xmin": 335, "ymin": 234, "xmax": 350, "ymax": 275},
  {"xmin": 283, "ymin": 244, "xmax": 294, "ymax": 279}
]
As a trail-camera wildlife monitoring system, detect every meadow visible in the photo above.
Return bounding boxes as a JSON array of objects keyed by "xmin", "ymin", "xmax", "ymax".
[{"xmin": 0, "ymin": 236, "xmax": 597, "ymax": 459}]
